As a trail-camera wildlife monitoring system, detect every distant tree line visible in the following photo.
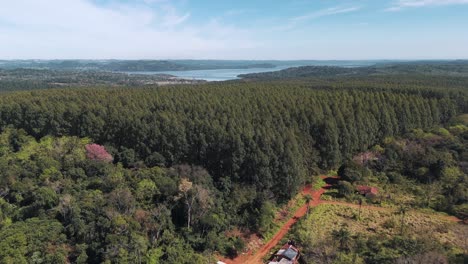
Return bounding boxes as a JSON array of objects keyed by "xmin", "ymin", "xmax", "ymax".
[
  {"xmin": 238, "ymin": 61, "xmax": 468, "ymax": 79},
  {"xmin": 0, "ymin": 69, "xmax": 205, "ymax": 91}
]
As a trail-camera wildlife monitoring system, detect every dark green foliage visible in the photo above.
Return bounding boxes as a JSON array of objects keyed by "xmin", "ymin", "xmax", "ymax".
[
  {"xmin": 0, "ymin": 218, "xmax": 68, "ymax": 263},
  {"xmin": 0, "ymin": 68, "xmax": 203, "ymax": 91},
  {"xmin": 239, "ymin": 60, "xmax": 468, "ymax": 80},
  {"xmin": 331, "ymin": 225, "xmax": 352, "ymax": 251},
  {"xmin": 357, "ymin": 235, "xmax": 443, "ymax": 264},
  {"xmin": 0, "ymin": 73, "xmax": 466, "ymax": 263},
  {"xmin": 0, "ymin": 130, "xmax": 218, "ymax": 263},
  {"xmin": 0, "ymin": 79, "xmax": 463, "ymax": 204},
  {"xmin": 338, "ymin": 162, "xmax": 365, "ymax": 182},
  {"xmin": 239, "ymin": 65, "xmax": 377, "ymax": 79},
  {"xmin": 364, "ymin": 126, "xmax": 468, "ymax": 214},
  {"xmin": 337, "ymin": 181, "xmax": 355, "ymax": 197},
  {"xmin": 452, "ymin": 204, "xmax": 468, "ymax": 221},
  {"xmin": 258, "ymin": 201, "xmax": 276, "ymax": 234},
  {"xmin": 145, "ymin": 152, "xmax": 166, "ymax": 167}
]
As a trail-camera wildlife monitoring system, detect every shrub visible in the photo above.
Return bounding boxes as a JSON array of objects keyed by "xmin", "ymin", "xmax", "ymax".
[
  {"xmin": 337, "ymin": 181, "xmax": 354, "ymax": 197},
  {"xmin": 382, "ymin": 218, "xmax": 396, "ymax": 229},
  {"xmin": 338, "ymin": 161, "xmax": 364, "ymax": 183}
]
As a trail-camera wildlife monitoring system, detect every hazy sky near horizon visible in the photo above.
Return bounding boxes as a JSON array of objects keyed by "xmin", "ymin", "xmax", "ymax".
[{"xmin": 1, "ymin": 0, "xmax": 468, "ymax": 60}]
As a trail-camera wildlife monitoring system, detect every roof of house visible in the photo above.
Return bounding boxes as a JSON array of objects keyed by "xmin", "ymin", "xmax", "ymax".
[{"xmin": 268, "ymin": 244, "xmax": 300, "ymax": 264}]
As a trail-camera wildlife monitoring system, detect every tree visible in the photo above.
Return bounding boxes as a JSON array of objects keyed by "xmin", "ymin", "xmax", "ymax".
[
  {"xmin": 332, "ymin": 225, "xmax": 351, "ymax": 251},
  {"xmin": 176, "ymin": 178, "xmax": 213, "ymax": 229},
  {"xmin": 177, "ymin": 178, "xmax": 194, "ymax": 229},
  {"xmin": 358, "ymin": 196, "xmax": 363, "ymax": 220},
  {"xmin": 258, "ymin": 201, "xmax": 276, "ymax": 233},
  {"xmin": 0, "ymin": 218, "xmax": 68, "ymax": 263},
  {"xmin": 318, "ymin": 119, "xmax": 342, "ymax": 168},
  {"xmin": 116, "ymin": 147, "xmax": 136, "ymax": 167},
  {"xmin": 452, "ymin": 204, "xmax": 468, "ymax": 222},
  {"xmin": 338, "ymin": 181, "xmax": 354, "ymax": 198},
  {"xmin": 304, "ymin": 194, "xmax": 312, "ymax": 216},
  {"xmin": 108, "ymin": 188, "xmax": 136, "ymax": 215},
  {"xmin": 136, "ymin": 179, "xmax": 159, "ymax": 206},
  {"xmin": 145, "ymin": 152, "xmax": 166, "ymax": 167},
  {"xmin": 338, "ymin": 161, "xmax": 364, "ymax": 183},
  {"xmin": 85, "ymin": 144, "xmax": 113, "ymax": 163},
  {"xmin": 398, "ymin": 205, "xmax": 408, "ymax": 235}
]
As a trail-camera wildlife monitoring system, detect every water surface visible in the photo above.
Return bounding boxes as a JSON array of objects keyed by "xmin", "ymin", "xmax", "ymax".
[{"xmin": 127, "ymin": 61, "xmax": 375, "ymax": 81}]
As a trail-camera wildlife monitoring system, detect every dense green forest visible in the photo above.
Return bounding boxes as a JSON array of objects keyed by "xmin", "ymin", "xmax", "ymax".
[
  {"xmin": 0, "ymin": 129, "xmax": 219, "ymax": 263},
  {"xmin": 0, "ymin": 69, "xmax": 467, "ymax": 263},
  {"xmin": 239, "ymin": 61, "xmax": 468, "ymax": 79},
  {"xmin": 0, "ymin": 80, "xmax": 464, "ymax": 198}
]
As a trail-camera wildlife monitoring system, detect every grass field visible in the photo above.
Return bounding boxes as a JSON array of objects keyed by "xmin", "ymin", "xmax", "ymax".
[{"xmin": 291, "ymin": 204, "xmax": 468, "ymax": 263}]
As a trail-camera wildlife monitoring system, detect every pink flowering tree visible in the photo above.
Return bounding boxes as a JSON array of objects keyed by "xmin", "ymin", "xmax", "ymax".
[{"xmin": 85, "ymin": 144, "xmax": 113, "ymax": 163}]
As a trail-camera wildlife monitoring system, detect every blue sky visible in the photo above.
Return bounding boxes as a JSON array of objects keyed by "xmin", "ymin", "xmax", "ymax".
[{"xmin": 0, "ymin": 0, "xmax": 467, "ymax": 59}]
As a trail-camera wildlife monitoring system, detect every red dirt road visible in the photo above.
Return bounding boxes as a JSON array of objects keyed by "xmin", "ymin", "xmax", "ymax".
[
  {"xmin": 242, "ymin": 185, "xmax": 325, "ymax": 264},
  {"xmin": 220, "ymin": 177, "xmax": 330, "ymax": 264},
  {"xmin": 219, "ymin": 176, "xmax": 461, "ymax": 264}
]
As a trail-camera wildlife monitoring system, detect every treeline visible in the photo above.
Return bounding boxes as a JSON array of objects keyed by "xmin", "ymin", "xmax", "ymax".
[
  {"xmin": 239, "ymin": 61, "xmax": 468, "ymax": 80},
  {"xmin": 0, "ymin": 80, "xmax": 464, "ymax": 203},
  {"xmin": 0, "ymin": 69, "xmax": 206, "ymax": 91},
  {"xmin": 0, "ymin": 60, "xmax": 276, "ymax": 72},
  {"xmin": 238, "ymin": 66, "xmax": 377, "ymax": 79},
  {"xmin": 0, "ymin": 80, "xmax": 56, "ymax": 92}
]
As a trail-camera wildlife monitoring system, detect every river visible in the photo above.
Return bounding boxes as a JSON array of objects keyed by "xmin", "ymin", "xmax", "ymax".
[{"xmin": 126, "ymin": 61, "xmax": 377, "ymax": 81}]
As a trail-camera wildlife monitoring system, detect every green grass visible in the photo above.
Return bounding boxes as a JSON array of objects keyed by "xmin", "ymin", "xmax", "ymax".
[
  {"xmin": 293, "ymin": 204, "xmax": 468, "ymax": 251},
  {"xmin": 313, "ymin": 177, "xmax": 327, "ymax": 190},
  {"xmin": 261, "ymin": 192, "xmax": 306, "ymax": 241}
]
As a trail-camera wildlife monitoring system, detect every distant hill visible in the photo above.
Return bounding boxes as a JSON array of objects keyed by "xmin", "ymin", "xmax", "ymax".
[
  {"xmin": 238, "ymin": 60, "xmax": 468, "ymax": 80},
  {"xmin": 0, "ymin": 68, "xmax": 205, "ymax": 91},
  {"xmin": 238, "ymin": 66, "xmax": 377, "ymax": 79},
  {"xmin": 0, "ymin": 60, "xmax": 277, "ymax": 72}
]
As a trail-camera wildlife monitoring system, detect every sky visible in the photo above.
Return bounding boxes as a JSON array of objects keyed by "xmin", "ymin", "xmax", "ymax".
[{"xmin": 0, "ymin": 0, "xmax": 468, "ymax": 60}]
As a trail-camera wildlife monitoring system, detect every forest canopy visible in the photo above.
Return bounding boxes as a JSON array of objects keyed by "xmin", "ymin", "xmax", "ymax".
[
  {"xmin": 0, "ymin": 78, "xmax": 465, "ymax": 202},
  {"xmin": 0, "ymin": 72, "xmax": 467, "ymax": 263}
]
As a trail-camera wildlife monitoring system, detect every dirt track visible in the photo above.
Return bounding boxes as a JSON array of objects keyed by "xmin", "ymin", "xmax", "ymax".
[
  {"xmin": 242, "ymin": 185, "xmax": 325, "ymax": 264},
  {"xmin": 220, "ymin": 176, "xmax": 461, "ymax": 264},
  {"xmin": 220, "ymin": 176, "xmax": 330, "ymax": 264}
]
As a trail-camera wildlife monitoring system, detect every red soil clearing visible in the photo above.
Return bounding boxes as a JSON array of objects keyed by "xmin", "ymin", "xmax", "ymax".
[{"xmin": 220, "ymin": 176, "xmax": 461, "ymax": 264}]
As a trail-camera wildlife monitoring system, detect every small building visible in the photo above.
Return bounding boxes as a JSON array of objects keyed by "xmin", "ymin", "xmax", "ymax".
[
  {"xmin": 356, "ymin": 185, "xmax": 378, "ymax": 198},
  {"xmin": 268, "ymin": 243, "xmax": 300, "ymax": 264}
]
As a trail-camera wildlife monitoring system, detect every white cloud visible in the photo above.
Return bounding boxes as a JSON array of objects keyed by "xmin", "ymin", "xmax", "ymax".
[
  {"xmin": 273, "ymin": 6, "xmax": 361, "ymax": 31},
  {"xmin": 291, "ymin": 7, "xmax": 361, "ymax": 22},
  {"xmin": 0, "ymin": 1, "xmax": 466, "ymax": 60},
  {"xmin": 387, "ymin": 0, "xmax": 468, "ymax": 11},
  {"xmin": 158, "ymin": 5, "xmax": 191, "ymax": 27},
  {"xmin": 0, "ymin": 0, "xmax": 259, "ymax": 59}
]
